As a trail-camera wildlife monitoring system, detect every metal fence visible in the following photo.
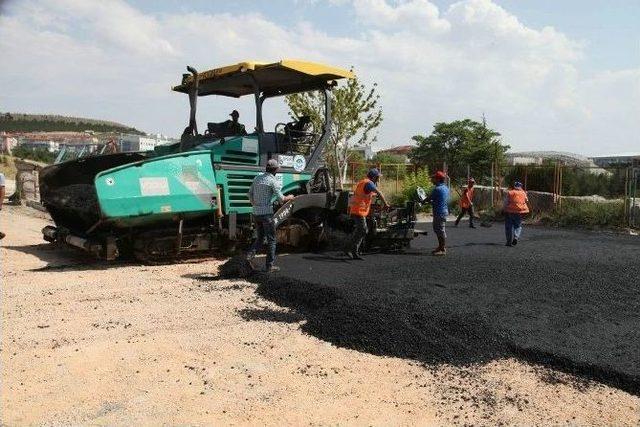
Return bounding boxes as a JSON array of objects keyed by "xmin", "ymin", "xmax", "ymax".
[{"xmin": 345, "ymin": 160, "xmax": 639, "ymax": 229}]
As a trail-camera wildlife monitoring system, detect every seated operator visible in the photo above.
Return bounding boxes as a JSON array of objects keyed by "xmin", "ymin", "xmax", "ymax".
[{"xmin": 225, "ymin": 110, "xmax": 247, "ymax": 136}]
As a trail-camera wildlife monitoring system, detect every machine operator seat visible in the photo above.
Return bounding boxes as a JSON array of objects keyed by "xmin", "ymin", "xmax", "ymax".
[
  {"xmin": 206, "ymin": 120, "xmax": 248, "ymax": 138},
  {"xmin": 277, "ymin": 116, "xmax": 316, "ymax": 155}
]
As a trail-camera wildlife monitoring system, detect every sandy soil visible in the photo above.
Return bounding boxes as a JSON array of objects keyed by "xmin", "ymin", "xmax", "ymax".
[{"xmin": 1, "ymin": 204, "xmax": 638, "ymax": 425}]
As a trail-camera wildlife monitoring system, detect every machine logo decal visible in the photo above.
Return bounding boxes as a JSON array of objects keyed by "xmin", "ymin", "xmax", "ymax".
[
  {"xmin": 277, "ymin": 155, "xmax": 294, "ymax": 168},
  {"xmin": 293, "ymin": 155, "xmax": 306, "ymax": 172}
]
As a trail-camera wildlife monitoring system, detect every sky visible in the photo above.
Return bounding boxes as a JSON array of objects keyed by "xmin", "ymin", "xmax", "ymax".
[{"xmin": 0, "ymin": 0, "xmax": 638, "ymax": 156}]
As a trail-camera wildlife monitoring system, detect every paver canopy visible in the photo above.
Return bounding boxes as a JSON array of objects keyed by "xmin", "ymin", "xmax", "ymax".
[{"xmin": 172, "ymin": 60, "xmax": 354, "ymax": 98}]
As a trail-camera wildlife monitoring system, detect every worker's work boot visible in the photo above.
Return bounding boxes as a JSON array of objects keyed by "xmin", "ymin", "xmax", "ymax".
[
  {"xmin": 265, "ymin": 265, "xmax": 280, "ymax": 273},
  {"xmin": 432, "ymin": 249, "xmax": 446, "ymax": 256},
  {"xmin": 352, "ymin": 252, "xmax": 364, "ymax": 260},
  {"xmin": 512, "ymin": 238, "xmax": 518, "ymax": 246}
]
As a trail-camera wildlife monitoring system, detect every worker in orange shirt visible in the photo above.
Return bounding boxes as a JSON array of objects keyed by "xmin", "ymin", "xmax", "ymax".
[
  {"xmin": 454, "ymin": 177, "xmax": 476, "ymax": 228},
  {"xmin": 346, "ymin": 168, "xmax": 389, "ymax": 260},
  {"xmin": 503, "ymin": 181, "xmax": 530, "ymax": 246}
]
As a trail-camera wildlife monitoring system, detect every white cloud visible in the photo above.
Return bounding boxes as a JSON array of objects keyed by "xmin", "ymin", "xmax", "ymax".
[
  {"xmin": 0, "ymin": 0, "xmax": 637, "ymax": 156},
  {"xmin": 352, "ymin": 0, "xmax": 450, "ymax": 34}
]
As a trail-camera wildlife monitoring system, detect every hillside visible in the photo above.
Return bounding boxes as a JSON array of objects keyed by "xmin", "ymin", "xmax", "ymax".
[{"xmin": 0, "ymin": 112, "xmax": 145, "ymax": 134}]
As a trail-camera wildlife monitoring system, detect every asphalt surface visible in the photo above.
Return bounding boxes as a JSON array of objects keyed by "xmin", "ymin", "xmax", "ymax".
[{"xmin": 246, "ymin": 221, "xmax": 640, "ymax": 395}]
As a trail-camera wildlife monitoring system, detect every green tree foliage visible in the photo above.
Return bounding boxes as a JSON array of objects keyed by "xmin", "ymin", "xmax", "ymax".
[
  {"xmin": 285, "ymin": 70, "xmax": 383, "ymax": 188},
  {"xmin": 505, "ymin": 163, "xmax": 629, "ymax": 197},
  {"xmin": 398, "ymin": 168, "xmax": 433, "ymax": 206},
  {"xmin": 372, "ymin": 152, "xmax": 407, "ymax": 179},
  {"xmin": 11, "ymin": 146, "xmax": 56, "ymax": 164},
  {"xmin": 0, "ymin": 112, "xmax": 143, "ymax": 134},
  {"xmin": 409, "ymin": 119, "xmax": 509, "ymax": 182}
]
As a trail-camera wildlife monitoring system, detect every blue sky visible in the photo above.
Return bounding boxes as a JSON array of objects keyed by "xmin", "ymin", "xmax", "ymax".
[
  {"xmin": 128, "ymin": 0, "xmax": 640, "ymax": 72},
  {"xmin": 1, "ymin": 0, "xmax": 638, "ymax": 156}
]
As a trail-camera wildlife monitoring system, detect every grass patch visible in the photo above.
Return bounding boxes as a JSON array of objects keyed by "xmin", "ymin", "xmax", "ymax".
[
  {"xmin": 0, "ymin": 155, "xmax": 17, "ymax": 178},
  {"xmin": 548, "ymin": 199, "xmax": 626, "ymax": 228}
]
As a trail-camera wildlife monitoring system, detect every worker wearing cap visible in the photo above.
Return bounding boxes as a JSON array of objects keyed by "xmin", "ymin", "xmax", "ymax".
[
  {"xmin": 226, "ymin": 110, "xmax": 247, "ymax": 136},
  {"xmin": 503, "ymin": 181, "xmax": 530, "ymax": 247},
  {"xmin": 427, "ymin": 171, "xmax": 450, "ymax": 256},
  {"xmin": 346, "ymin": 168, "xmax": 389, "ymax": 260},
  {"xmin": 454, "ymin": 178, "xmax": 476, "ymax": 228},
  {"xmin": 246, "ymin": 159, "xmax": 294, "ymax": 272}
]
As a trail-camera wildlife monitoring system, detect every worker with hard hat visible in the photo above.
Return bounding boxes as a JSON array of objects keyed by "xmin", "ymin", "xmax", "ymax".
[
  {"xmin": 346, "ymin": 168, "xmax": 389, "ymax": 260},
  {"xmin": 503, "ymin": 181, "xmax": 530, "ymax": 247},
  {"xmin": 427, "ymin": 171, "xmax": 450, "ymax": 256},
  {"xmin": 454, "ymin": 177, "xmax": 476, "ymax": 228}
]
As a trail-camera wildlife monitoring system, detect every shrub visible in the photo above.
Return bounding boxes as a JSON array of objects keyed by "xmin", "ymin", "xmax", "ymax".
[
  {"xmin": 396, "ymin": 168, "xmax": 433, "ymax": 207},
  {"xmin": 553, "ymin": 199, "xmax": 625, "ymax": 228}
]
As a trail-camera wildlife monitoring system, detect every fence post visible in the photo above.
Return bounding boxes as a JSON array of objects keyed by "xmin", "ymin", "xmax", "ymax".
[
  {"xmin": 396, "ymin": 164, "xmax": 399, "ymax": 194},
  {"xmin": 491, "ymin": 162, "xmax": 495, "ymax": 209},
  {"xmin": 624, "ymin": 167, "xmax": 630, "ymax": 225},
  {"xmin": 350, "ymin": 162, "xmax": 355, "ymax": 187}
]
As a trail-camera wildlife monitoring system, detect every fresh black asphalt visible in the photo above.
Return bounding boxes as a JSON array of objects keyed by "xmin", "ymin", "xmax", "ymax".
[{"xmin": 243, "ymin": 222, "xmax": 640, "ymax": 395}]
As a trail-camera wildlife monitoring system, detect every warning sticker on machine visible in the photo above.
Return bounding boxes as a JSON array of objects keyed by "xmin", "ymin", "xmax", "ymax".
[
  {"xmin": 241, "ymin": 138, "xmax": 258, "ymax": 153},
  {"xmin": 140, "ymin": 177, "xmax": 170, "ymax": 196}
]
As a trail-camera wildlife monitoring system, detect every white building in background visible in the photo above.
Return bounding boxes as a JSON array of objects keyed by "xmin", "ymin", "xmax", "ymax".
[
  {"xmin": 590, "ymin": 153, "xmax": 640, "ymax": 167},
  {"xmin": 19, "ymin": 139, "xmax": 60, "ymax": 152},
  {"xmin": 119, "ymin": 133, "xmax": 174, "ymax": 152},
  {"xmin": 0, "ymin": 132, "xmax": 18, "ymax": 153}
]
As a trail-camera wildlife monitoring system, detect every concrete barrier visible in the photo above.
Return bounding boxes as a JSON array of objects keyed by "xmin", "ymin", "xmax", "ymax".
[{"xmin": 10, "ymin": 158, "xmax": 46, "ymax": 204}]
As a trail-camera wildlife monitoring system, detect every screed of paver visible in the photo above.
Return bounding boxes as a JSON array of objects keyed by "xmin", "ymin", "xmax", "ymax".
[{"xmin": 1, "ymin": 205, "xmax": 639, "ymax": 426}]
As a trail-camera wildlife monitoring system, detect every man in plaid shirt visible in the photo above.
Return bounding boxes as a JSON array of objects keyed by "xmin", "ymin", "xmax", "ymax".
[{"xmin": 246, "ymin": 159, "xmax": 294, "ymax": 272}]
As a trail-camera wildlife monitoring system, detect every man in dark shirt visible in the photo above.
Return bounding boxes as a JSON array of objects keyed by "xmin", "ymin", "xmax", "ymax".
[{"xmin": 226, "ymin": 110, "xmax": 247, "ymax": 136}]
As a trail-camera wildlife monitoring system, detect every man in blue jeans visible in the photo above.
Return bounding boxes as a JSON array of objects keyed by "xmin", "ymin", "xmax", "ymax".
[
  {"xmin": 246, "ymin": 159, "xmax": 294, "ymax": 272},
  {"xmin": 427, "ymin": 171, "xmax": 450, "ymax": 256},
  {"xmin": 503, "ymin": 181, "xmax": 530, "ymax": 246}
]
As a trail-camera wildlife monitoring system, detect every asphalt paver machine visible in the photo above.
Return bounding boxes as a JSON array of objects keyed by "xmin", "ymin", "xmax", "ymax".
[{"xmin": 39, "ymin": 60, "xmax": 424, "ymax": 262}]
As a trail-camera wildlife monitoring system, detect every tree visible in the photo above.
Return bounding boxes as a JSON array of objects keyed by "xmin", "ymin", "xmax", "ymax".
[
  {"xmin": 409, "ymin": 118, "xmax": 509, "ymax": 182},
  {"xmin": 285, "ymin": 69, "xmax": 382, "ymax": 188},
  {"xmin": 371, "ymin": 152, "xmax": 407, "ymax": 180}
]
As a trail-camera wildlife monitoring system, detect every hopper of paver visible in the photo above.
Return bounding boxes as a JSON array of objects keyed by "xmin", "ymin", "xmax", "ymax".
[{"xmin": 39, "ymin": 152, "xmax": 147, "ymax": 236}]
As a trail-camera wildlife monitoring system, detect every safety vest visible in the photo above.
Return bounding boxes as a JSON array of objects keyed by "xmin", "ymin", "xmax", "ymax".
[
  {"xmin": 460, "ymin": 187, "xmax": 474, "ymax": 209},
  {"xmin": 505, "ymin": 189, "xmax": 530, "ymax": 214},
  {"xmin": 350, "ymin": 178, "xmax": 374, "ymax": 217}
]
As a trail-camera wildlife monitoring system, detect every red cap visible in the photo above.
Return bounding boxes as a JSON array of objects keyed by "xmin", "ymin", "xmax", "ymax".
[{"xmin": 433, "ymin": 171, "xmax": 447, "ymax": 180}]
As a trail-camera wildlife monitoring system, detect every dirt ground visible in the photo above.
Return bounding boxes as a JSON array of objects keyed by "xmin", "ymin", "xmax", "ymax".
[{"xmin": 1, "ymin": 204, "xmax": 639, "ymax": 426}]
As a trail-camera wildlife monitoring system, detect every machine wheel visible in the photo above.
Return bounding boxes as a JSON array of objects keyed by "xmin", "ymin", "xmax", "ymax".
[
  {"xmin": 132, "ymin": 231, "xmax": 181, "ymax": 264},
  {"xmin": 277, "ymin": 217, "xmax": 312, "ymax": 250}
]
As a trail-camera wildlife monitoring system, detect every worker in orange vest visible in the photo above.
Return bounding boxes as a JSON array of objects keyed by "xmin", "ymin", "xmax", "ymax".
[
  {"xmin": 503, "ymin": 181, "xmax": 530, "ymax": 246},
  {"xmin": 346, "ymin": 168, "xmax": 389, "ymax": 260},
  {"xmin": 454, "ymin": 177, "xmax": 476, "ymax": 228}
]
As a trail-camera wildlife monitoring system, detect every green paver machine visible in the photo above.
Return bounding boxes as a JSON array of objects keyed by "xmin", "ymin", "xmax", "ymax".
[{"xmin": 39, "ymin": 60, "xmax": 423, "ymax": 262}]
